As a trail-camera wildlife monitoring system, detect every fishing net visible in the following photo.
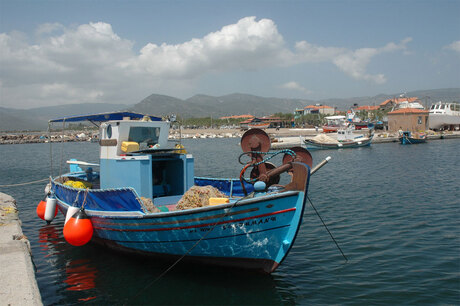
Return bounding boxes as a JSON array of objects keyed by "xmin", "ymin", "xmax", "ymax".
[
  {"xmin": 312, "ymin": 134, "xmax": 339, "ymax": 144},
  {"xmin": 63, "ymin": 180, "xmax": 92, "ymax": 189},
  {"xmin": 141, "ymin": 197, "xmax": 160, "ymax": 213},
  {"xmin": 176, "ymin": 185, "xmax": 227, "ymax": 210}
]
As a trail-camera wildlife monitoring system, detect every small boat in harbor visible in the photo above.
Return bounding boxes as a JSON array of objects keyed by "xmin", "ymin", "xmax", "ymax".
[
  {"xmin": 40, "ymin": 111, "xmax": 323, "ymax": 273},
  {"xmin": 248, "ymin": 122, "xmax": 270, "ymax": 129},
  {"xmin": 352, "ymin": 121, "xmax": 370, "ymax": 130},
  {"xmin": 304, "ymin": 126, "xmax": 373, "ymax": 150},
  {"xmin": 399, "ymin": 131, "xmax": 427, "ymax": 144},
  {"xmin": 322, "ymin": 115, "xmax": 346, "ymax": 133}
]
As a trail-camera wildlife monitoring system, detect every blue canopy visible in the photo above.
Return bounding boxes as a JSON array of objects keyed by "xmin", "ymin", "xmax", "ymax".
[{"xmin": 49, "ymin": 111, "xmax": 161, "ymax": 123}]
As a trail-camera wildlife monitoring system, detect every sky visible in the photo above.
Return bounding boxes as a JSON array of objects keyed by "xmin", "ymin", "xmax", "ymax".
[{"xmin": 0, "ymin": 0, "xmax": 459, "ymax": 109}]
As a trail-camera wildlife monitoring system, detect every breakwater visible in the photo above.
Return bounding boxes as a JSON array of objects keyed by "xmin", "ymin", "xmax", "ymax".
[{"xmin": 0, "ymin": 131, "xmax": 98, "ymax": 145}]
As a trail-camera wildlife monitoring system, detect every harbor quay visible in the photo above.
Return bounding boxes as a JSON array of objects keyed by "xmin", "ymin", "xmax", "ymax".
[
  {"xmin": 1, "ymin": 128, "xmax": 459, "ymax": 145},
  {"xmin": 0, "ymin": 192, "xmax": 42, "ymax": 305}
]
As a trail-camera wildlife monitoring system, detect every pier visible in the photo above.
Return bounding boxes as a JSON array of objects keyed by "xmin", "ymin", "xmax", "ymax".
[{"xmin": 0, "ymin": 193, "xmax": 42, "ymax": 305}]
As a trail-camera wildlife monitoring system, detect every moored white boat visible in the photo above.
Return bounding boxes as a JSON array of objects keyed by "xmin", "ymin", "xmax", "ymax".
[
  {"xmin": 304, "ymin": 126, "xmax": 373, "ymax": 150},
  {"xmin": 429, "ymin": 101, "xmax": 460, "ymax": 130}
]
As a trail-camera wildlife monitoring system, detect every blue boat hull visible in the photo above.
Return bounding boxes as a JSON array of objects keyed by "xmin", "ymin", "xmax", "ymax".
[
  {"xmin": 399, "ymin": 136, "xmax": 427, "ymax": 144},
  {"xmin": 52, "ymin": 165, "xmax": 310, "ymax": 273}
]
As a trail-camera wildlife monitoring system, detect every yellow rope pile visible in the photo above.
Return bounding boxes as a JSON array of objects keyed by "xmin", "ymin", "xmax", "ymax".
[{"xmin": 176, "ymin": 185, "xmax": 227, "ymax": 210}]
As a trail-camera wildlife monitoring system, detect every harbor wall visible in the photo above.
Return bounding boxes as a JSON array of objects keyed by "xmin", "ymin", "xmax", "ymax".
[
  {"xmin": 1, "ymin": 128, "xmax": 459, "ymax": 144},
  {"xmin": 0, "ymin": 193, "xmax": 42, "ymax": 305}
]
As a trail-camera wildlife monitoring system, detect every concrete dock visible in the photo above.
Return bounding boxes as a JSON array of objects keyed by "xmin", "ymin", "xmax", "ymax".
[{"xmin": 0, "ymin": 193, "xmax": 42, "ymax": 305}]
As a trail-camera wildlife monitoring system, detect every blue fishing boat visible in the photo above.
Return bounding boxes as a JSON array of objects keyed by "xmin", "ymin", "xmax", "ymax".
[
  {"xmin": 399, "ymin": 131, "xmax": 427, "ymax": 145},
  {"xmin": 41, "ymin": 112, "xmax": 323, "ymax": 273}
]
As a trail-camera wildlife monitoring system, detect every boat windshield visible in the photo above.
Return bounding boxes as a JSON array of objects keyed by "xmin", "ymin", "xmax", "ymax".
[{"xmin": 128, "ymin": 127, "xmax": 160, "ymax": 147}]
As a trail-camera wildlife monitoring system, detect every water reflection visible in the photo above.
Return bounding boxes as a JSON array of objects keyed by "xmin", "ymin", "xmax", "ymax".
[
  {"xmin": 38, "ymin": 224, "xmax": 61, "ymax": 256},
  {"xmin": 65, "ymin": 259, "xmax": 97, "ymax": 292}
]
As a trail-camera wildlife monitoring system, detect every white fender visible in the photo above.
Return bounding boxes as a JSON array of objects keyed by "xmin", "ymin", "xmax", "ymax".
[
  {"xmin": 65, "ymin": 206, "xmax": 80, "ymax": 225},
  {"xmin": 44, "ymin": 197, "xmax": 57, "ymax": 222},
  {"xmin": 44, "ymin": 183, "xmax": 51, "ymax": 194}
]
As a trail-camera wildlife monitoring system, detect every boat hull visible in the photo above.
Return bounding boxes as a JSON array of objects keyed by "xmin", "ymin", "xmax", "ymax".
[
  {"xmin": 322, "ymin": 125, "xmax": 339, "ymax": 133},
  {"xmin": 248, "ymin": 123, "xmax": 270, "ymax": 129},
  {"xmin": 428, "ymin": 114, "xmax": 460, "ymax": 130},
  {"xmin": 399, "ymin": 136, "xmax": 426, "ymax": 144},
  {"xmin": 304, "ymin": 137, "xmax": 372, "ymax": 150},
  {"xmin": 353, "ymin": 122, "xmax": 368, "ymax": 130},
  {"xmin": 52, "ymin": 170, "xmax": 310, "ymax": 273}
]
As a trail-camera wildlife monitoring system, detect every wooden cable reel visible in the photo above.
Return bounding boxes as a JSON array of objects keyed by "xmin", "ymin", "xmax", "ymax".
[{"xmin": 282, "ymin": 146, "xmax": 313, "ymax": 168}]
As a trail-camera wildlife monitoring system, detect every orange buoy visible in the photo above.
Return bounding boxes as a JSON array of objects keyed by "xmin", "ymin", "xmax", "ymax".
[
  {"xmin": 37, "ymin": 197, "xmax": 58, "ymax": 221},
  {"xmin": 63, "ymin": 209, "xmax": 93, "ymax": 246},
  {"xmin": 36, "ymin": 200, "xmax": 47, "ymax": 220}
]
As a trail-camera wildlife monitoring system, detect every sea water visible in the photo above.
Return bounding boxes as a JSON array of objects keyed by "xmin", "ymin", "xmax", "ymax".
[{"xmin": 0, "ymin": 138, "xmax": 459, "ymax": 304}]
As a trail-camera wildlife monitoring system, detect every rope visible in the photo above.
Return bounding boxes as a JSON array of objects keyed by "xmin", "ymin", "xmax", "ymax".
[
  {"xmin": 72, "ymin": 190, "xmax": 81, "ymax": 206},
  {"xmin": 0, "ymin": 178, "xmax": 49, "ymax": 188},
  {"xmin": 238, "ymin": 149, "xmax": 296, "ymax": 185},
  {"xmin": 48, "ymin": 122, "xmax": 53, "ymax": 178},
  {"xmin": 238, "ymin": 149, "xmax": 295, "ymax": 166},
  {"xmin": 80, "ymin": 189, "xmax": 89, "ymax": 210},
  {"xmin": 307, "ymin": 195, "xmax": 348, "ymax": 262},
  {"xmin": 58, "ymin": 119, "xmax": 66, "ymax": 178}
]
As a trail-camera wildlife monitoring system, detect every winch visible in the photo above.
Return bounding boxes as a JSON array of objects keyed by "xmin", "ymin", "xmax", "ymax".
[{"xmin": 239, "ymin": 128, "xmax": 312, "ymax": 193}]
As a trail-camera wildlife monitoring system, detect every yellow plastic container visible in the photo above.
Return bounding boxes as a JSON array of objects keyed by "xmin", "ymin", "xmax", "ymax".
[
  {"xmin": 208, "ymin": 197, "xmax": 230, "ymax": 206},
  {"xmin": 121, "ymin": 141, "xmax": 139, "ymax": 153},
  {"xmin": 175, "ymin": 144, "xmax": 187, "ymax": 154}
]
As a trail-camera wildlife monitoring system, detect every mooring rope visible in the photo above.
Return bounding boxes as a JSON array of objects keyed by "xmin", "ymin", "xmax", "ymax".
[
  {"xmin": 0, "ymin": 178, "xmax": 49, "ymax": 188},
  {"xmin": 307, "ymin": 195, "xmax": 348, "ymax": 262}
]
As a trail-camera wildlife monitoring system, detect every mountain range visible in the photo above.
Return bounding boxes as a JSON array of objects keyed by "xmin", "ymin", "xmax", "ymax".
[{"xmin": 1, "ymin": 88, "xmax": 459, "ymax": 131}]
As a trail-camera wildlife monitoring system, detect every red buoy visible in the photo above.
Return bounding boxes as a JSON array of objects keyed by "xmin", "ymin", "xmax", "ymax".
[
  {"xmin": 36, "ymin": 197, "xmax": 58, "ymax": 221},
  {"xmin": 63, "ymin": 210, "xmax": 93, "ymax": 246}
]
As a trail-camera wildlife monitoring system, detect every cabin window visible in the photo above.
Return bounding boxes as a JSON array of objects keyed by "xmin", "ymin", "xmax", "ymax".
[
  {"xmin": 430, "ymin": 105, "xmax": 435, "ymax": 110},
  {"xmin": 106, "ymin": 124, "xmax": 112, "ymax": 139},
  {"xmin": 417, "ymin": 116, "xmax": 422, "ymax": 124},
  {"xmin": 450, "ymin": 104, "xmax": 455, "ymax": 111},
  {"xmin": 440, "ymin": 104, "xmax": 445, "ymax": 109},
  {"xmin": 128, "ymin": 127, "xmax": 160, "ymax": 147}
]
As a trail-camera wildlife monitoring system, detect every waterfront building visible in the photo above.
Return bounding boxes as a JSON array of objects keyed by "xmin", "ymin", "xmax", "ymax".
[{"xmin": 387, "ymin": 108, "xmax": 429, "ymax": 132}]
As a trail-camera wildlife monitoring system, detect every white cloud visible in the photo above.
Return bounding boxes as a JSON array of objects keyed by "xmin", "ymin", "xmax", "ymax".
[
  {"xmin": 444, "ymin": 40, "xmax": 460, "ymax": 53},
  {"xmin": 131, "ymin": 17, "xmax": 286, "ymax": 78},
  {"xmin": 0, "ymin": 17, "xmax": 412, "ymax": 108},
  {"xmin": 294, "ymin": 38, "xmax": 412, "ymax": 84},
  {"xmin": 280, "ymin": 82, "xmax": 312, "ymax": 95}
]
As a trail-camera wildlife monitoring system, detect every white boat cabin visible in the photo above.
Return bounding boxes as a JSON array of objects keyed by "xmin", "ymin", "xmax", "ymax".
[
  {"xmin": 50, "ymin": 112, "xmax": 195, "ymax": 201},
  {"xmin": 99, "ymin": 118, "xmax": 194, "ymax": 199},
  {"xmin": 325, "ymin": 115, "xmax": 346, "ymax": 126}
]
